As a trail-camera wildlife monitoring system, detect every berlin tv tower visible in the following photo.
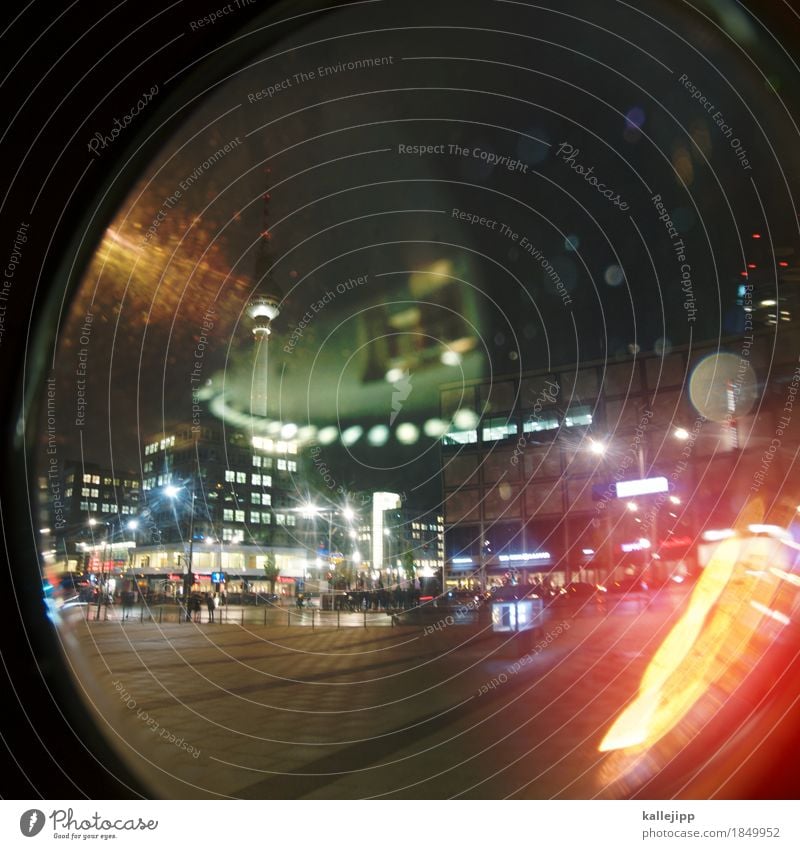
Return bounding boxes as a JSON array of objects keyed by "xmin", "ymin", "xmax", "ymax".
[{"xmin": 246, "ymin": 173, "xmax": 282, "ymax": 418}]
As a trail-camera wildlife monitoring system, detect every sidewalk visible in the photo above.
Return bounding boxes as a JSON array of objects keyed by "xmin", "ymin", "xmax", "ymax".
[{"xmin": 69, "ymin": 588, "xmax": 689, "ymax": 798}]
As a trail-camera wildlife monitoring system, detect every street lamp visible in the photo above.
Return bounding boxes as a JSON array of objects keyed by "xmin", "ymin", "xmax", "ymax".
[
  {"xmin": 588, "ymin": 438, "xmax": 606, "ymax": 456},
  {"xmin": 589, "ymin": 424, "xmax": 690, "ymax": 583},
  {"xmin": 166, "ymin": 482, "xmax": 196, "ymax": 620},
  {"xmin": 297, "ymin": 501, "xmax": 360, "ymax": 599}
]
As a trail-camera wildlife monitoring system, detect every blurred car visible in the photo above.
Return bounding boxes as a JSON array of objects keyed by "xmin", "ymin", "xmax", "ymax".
[
  {"xmin": 551, "ymin": 581, "xmax": 602, "ymax": 603},
  {"xmin": 490, "ymin": 583, "xmax": 541, "ymax": 601},
  {"xmin": 597, "ymin": 576, "xmax": 649, "ymax": 595}
]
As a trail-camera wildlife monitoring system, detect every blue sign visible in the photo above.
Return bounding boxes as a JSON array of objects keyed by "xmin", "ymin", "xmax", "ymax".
[{"xmin": 211, "ymin": 572, "xmax": 225, "ymax": 583}]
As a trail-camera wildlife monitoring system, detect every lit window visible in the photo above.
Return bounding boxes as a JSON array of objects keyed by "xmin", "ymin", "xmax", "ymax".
[
  {"xmin": 564, "ymin": 405, "xmax": 593, "ymax": 427},
  {"xmin": 252, "ymin": 492, "xmax": 261, "ymax": 505},
  {"xmin": 252, "ymin": 473, "xmax": 261, "ymax": 486},
  {"xmin": 83, "ymin": 474, "xmax": 92, "ymax": 483},
  {"xmin": 287, "ymin": 460, "xmax": 297, "ymax": 472},
  {"xmin": 225, "ymin": 470, "xmax": 235, "ymax": 482},
  {"xmin": 277, "ymin": 459, "xmax": 287, "ymax": 471},
  {"xmin": 286, "ymin": 515, "xmax": 296, "ymax": 527},
  {"xmin": 263, "ymin": 475, "xmax": 272, "ymax": 488},
  {"xmin": 103, "ymin": 477, "xmax": 112, "ymax": 486},
  {"xmin": 250, "ymin": 512, "xmax": 261, "ymax": 524},
  {"xmin": 262, "ymin": 493, "xmax": 271, "ymax": 506},
  {"xmin": 236, "ymin": 472, "xmax": 246, "ymax": 484},
  {"xmin": 252, "ymin": 456, "xmax": 262, "ymax": 467},
  {"xmin": 523, "ymin": 414, "xmax": 559, "ymax": 433},
  {"xmin": 288, "ymin": 441, "xmax": 298, "ymax": 454},
  {"xmin": 92, "ymin": 475, "xmax": 100, "ymax": 484},
  {"xmin": 90, "ymin": 488, "xmax": 99, "ymax": 498},
  {"xmin": 482, "ymin": 417, "xmax": 518, "ymax": 441},
  {"xmin": 223, "ymin": 509, "xmax": 234, "ymax": 521},
  {"xmin": 81, "ymin": 487, "xmax": 90, "ymax": 497},
  {"xmin": 80, "ymin": 501, "xmax": 88, "ymax": 510},
  {"xmin": 261, "ymin": 512, "xmax": 271, "ymax": 524},
  {"xmin": 442, "ymin": 427, "xmax": 478, "ymax": 446},
  {"xmin": 276, "ymin": 513, "xmax": 286, "ymax": 525},
  {"xmin": 262, "ymin": 457, "xmax": 273, "ymax": 470},
  {"xmin": 235, "ymin": 510, "xmax": 245, "ymax": 523},
  {"xmin": 89, "ymin": 502, "xmax": 97, "ymax": 511}
]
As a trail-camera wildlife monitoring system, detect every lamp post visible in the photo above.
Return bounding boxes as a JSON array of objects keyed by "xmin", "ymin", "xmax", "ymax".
[
  {"xmin": 588, "ymin": 426, "xmax": 690, "ymax": 583},
  {"xmin": 166, "ymin": 480, "xmax": 196, "ymax": 621},
  {"xmin": 299, "ymin": 502, "xmax": 357, "ymax": 604}
]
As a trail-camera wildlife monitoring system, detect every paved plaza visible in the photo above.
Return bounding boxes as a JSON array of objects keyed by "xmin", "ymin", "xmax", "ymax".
[{"xmin": 69, "ymin": 591, "xmax": 688, "ymax": 799}]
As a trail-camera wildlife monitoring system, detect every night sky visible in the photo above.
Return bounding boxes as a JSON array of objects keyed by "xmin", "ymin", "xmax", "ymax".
[{"xmin": 46, "ymin": 0, "xmax": 800, "ymax": 509}]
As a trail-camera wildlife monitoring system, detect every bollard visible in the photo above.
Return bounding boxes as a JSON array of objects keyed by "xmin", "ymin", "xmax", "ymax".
[
  {"xmin": 264, "ymin": 609, "xmax": 267, "ymax": 626},
  {"xmin": 311, "ymin": 608, "xmax": 315, "ymax": 629},
  {"xmin": 364, "ymin": 610, "xmax": 367, "ymax": 629},
  {"xmin": 159, "ymin": 607, "xmax": 162, "ymax": 624},
  {"xmin": 287, "ymin": 609, "xmax": 291, "ymax": 627},
  {"xmin": 337, "ymin": 609, "xmax": 340, "ymax": 629},
  {"xmin": 241, "ymin": 607, "xmax": 244, "ymax": 625},
  {"xmin": 140, "ymin": 604, "xmax": 144, "ymax": 623}
]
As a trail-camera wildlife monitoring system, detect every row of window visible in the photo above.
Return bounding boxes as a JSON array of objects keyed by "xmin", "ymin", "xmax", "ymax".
[
  {"xmin": 78, "ymin": 502, "xmax": 134, "ymax": 515},
  {"xmin": 443, "ymin": 406, "xmax": 593, "ymax": 446},
  {"xmin": 224, "ymin": 471, "xmax": 280, "ymax": 486},
  {"xmin": 221, "ymin": 509, "xmax": 298, "ymax": 526},
  {"xmin": 145, "ymin": 436, "xmax": 176, "ymax": 454},
  {"xmin": 252, "ymin": 437, "xmax": 298, "ymax": 454}
]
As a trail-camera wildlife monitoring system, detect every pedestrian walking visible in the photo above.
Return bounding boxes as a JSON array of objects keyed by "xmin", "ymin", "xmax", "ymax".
[
  {"xmin": 122, "ymin": 590, "xmax": 134, "ymax": 621},
  {"xmin": 206, "ymin": 593, "xmax": 215, "ymax": 623}
]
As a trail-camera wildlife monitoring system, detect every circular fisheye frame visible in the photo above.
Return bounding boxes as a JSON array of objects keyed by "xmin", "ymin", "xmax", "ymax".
[{"xmin": 3, "ymin": 0, "xmax": 800, "ymax": 802}]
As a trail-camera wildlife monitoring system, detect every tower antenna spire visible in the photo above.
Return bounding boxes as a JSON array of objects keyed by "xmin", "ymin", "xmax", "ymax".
[{"xmin": 246, "ymin": 168, "xmax": 282, "ymax": 418}]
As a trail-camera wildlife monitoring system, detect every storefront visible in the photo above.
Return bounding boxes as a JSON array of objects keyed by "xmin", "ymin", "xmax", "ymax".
[{"xmin": 127, "ymin": 544, "xmax": 313, "ymax": 598}]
